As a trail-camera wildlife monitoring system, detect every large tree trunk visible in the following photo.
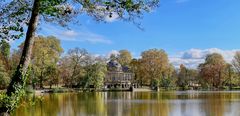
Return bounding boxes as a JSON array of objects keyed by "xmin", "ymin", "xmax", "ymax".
[
  {"xmin": 0, "ymin": 0, "xmax": 40, "ymax": 114},
  {"xmin": 6, "ymin": 0, "xmax": 40, "ymax": 96}
]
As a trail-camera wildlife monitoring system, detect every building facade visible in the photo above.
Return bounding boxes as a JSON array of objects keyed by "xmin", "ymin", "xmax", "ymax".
[{"xmin": 104, "ymin": 60, "xmax": 134, "ymax": 89}]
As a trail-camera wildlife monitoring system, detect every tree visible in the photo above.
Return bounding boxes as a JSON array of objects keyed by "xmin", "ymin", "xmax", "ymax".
[
  {"xmin": 9, "ymin": 50, "xmax": 21, "ymax": 76},
  {"xmin": 0, "ymin": 0, "xmax": 160, "ymax": 113},
  {"xmin": 118, "ymin": 50, "xmax": 132, "ymax": 66},
  {"xmin": 177, "ymin": 64, "xmax": 188, "ymax": 88},
  {"xmin": 84, "ymin": 62, "xmax": 107, "ymax": 90},
  {"xmin": 187, "ymin": 69, "xmax": 198, "ymax": 86},
  {"xmin": 60, "ymin": 48, "xmax": 89, "ymax": 87},
  {"xmin": 129, "ymin": 58, "xmax": 142, "ymax": 84},
  {"xmin": 160, "ymin": 64, "xmax": 176, "ymax": 89},
  {"xmin": 2, "ymin": 1, "xmax": 41, "ymax": 99},
  {"xmin": 58, "ymin": 57, "xmax": 72, "ymax": 87},
  {"xmin": 232, "ymin": 51, "xmax": 240, "ymax": 75},
  {"xmin": 109, "ymin": 54, "xmax": 118, "ymax": 61},
  {"xmin": 31, "ymin": 36, "xmax": 63, "ymax": 88},
  {"xmin": 17, "ymin": 36, "xmax": 63, "ymax": 89},
  {"xmin": 0, "ymin": 60, "xmax": 10, "ymax": 89},
  {"xmin": 230, "ymin": 52, "xmax": 240, "ymax": 88},
  {"xmin": 177, "ymin": 64, "xmax": 198, "ymax": 89},
  {"xmin": 223, "ymin": 64, "xmax": 235, "ymax": 89},
  {"xmin": 0, "ymin": 40, "xmax": 10, "ymax": 73},
  {"xmin": 45, "ymin": 65, "xmax": 60, "ymax": 89},
  {"xmin": 59, "ymin": 49, "xmax": 107, "ymax": 89},
  {"xmin": 1, "ymin": 0, "xmax": 159, "ymax": 103},
  {"xmin": 0, "ymin": 40, "xmax": 10, "ymax": 59},
  {"xmin": 138, "ymin": 49, "xmax": 170, "ymax": 87},
  {"xmin": 0, "ymin": 40, "xmax": 11, "ymax": 91},
  {"xmin": 198, "ymin": 53, "xmax": 227, "ymax": 88}
]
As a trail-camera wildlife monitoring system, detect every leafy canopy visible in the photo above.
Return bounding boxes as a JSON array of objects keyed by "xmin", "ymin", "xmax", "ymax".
[{"xmin": 0, "ymin": 0, "xmax": 159, "ymax": 40}]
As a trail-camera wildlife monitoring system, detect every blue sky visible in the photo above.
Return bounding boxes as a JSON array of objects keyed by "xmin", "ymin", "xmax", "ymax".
[{"xmin": 11, "ymin": 0, "xmax": 240, "ymax": 68}]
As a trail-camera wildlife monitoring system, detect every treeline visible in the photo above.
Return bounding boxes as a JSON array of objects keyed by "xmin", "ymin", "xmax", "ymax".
[
  {"xmin": 0, "ymin": 36, "xmax": 107, "ymax": 90},
  {"xmin": 1, "ymin": 36, "xmax": 240, "ymax": 90}
]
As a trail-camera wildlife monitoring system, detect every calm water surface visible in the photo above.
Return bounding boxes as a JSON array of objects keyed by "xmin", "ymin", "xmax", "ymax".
[{"xmin": 13, "ymin": 91, "xmax": 240, "ymax": 116}]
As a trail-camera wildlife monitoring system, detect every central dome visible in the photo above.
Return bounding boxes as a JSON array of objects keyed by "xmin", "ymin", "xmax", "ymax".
[{"xmin": 107, "ymin": 60, "xmax": 122, "ymax": 72}]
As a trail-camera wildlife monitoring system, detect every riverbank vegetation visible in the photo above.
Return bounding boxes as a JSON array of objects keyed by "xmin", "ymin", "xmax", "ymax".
[{"xmin": 1, "ymin": 37, "xmax": 240, "ymax": 91}]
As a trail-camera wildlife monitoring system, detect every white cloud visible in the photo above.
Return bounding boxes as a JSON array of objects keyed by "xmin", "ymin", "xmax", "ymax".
[
  {"xmin": 182, "ymin": 49, "xmax": 204, "ymax": 59},
  {"xmin": 170, "ymin": 48, "xmax": 240, "ymax": 69},
  {"xmin": 60, "ymin": 30, "xmax": 112, "ymax": 44},
  {"xmin": 170, "ymin": 57, "xmax": 204, "ymax": 69},
  {"xmin": 107, "ymin": 50, "xmax": 119, "ymax": 58},
  {"xmin": 39, "ymin": 24, "xmax": 112, "ymax": 44},
  {"xmin": 61, "ymin": 30, "xmax": 78, "ymax": 38}
]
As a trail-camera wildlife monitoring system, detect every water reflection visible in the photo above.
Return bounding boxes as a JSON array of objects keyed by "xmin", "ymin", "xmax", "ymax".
[{"xmin": 13, "ymin": 91, "xmax": 240, "ymax": 116}]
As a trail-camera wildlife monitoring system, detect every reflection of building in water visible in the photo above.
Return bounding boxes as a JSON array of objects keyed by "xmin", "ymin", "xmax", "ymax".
[
  {"xmin": 103, "ymin": 92, "xmax": 133, "ymax": 116},
  {"xmin": 104, "ymin": 60, "xmax": 134, "ymax": 89}
]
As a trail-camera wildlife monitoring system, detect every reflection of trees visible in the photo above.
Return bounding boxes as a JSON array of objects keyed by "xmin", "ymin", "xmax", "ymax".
[
  {"xmin": 200, "ymin": 92, "xmax": 239, "ymax": 116},
  {"xmin": 48, "ymin": 92, "xmax": 108, "ymax": 116},
  {"xmin": 76, "ymin": 92, "xmax": 107, "ymax": 116},
  {"xmin": 13, "ymin": 92, "xmax": 240, "ymax": 116},
  {"xmin": 104, "ymin": 92, "xmax": 173, "ymax": 116},
  {"xmin": 13, "ymin": 93, "xmax": 61, "ymax": 116},
  {"xmin": 13, "ymin": 92, "xmax": 174, "ymax": 116},
  {"xmin": 13, "ymin": 93, "xmax": 108, "ymax": 116}
]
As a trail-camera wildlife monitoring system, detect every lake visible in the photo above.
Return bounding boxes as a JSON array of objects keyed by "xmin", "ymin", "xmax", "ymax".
[{"xmin": 13, "ymin": 91, "xmax": 240, "ymax": 116}]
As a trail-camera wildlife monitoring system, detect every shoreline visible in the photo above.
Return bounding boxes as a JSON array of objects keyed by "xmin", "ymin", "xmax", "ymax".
[
  {"xmin": 2, "ymin": 87, "xmax": 240, "ymax": 95},
  {"xmin": 32, "ymin": 87, "xmax": 240, "ymax": 94}
]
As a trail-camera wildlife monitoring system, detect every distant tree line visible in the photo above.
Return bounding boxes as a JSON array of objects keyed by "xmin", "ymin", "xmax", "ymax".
[{"xmin": 1, "ymin": 36, "xmax": 240, "ymax": 90}]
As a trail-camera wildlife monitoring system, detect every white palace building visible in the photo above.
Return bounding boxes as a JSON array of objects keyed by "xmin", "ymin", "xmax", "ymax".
[{"xmin": 104, "ymin": 60, "xmax": 134, "ymax": 89}]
